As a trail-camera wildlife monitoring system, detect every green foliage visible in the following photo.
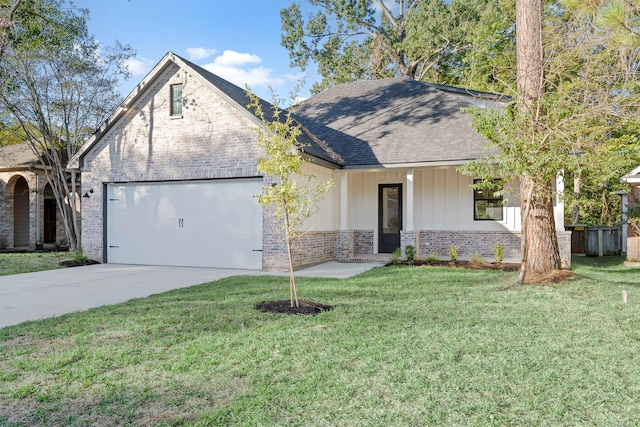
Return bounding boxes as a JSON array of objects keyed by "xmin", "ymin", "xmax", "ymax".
[
  {"xmin": 390, "ymin": 247, "xmax": 402, "ymax": 264},
  {"xmin": 449, "ymin": 246, "xmax": 459, "ymax": 261},
  {"xmin": 470, "ymin": 252, "xmax": 484, "ymax": 263},
  {"xmin": 72, "ymin": 247, "xmax": 88, "ymax": 263},
  {"xmin": 246, "ymin": 86, "xmax": 333, "ymax": 306},
  {"xmin": 425, "ymin": 251, "xmax": 440, "ymax": 263},
  {"xmin": 460, "ymin": 1, "xmax": 640, "ymax": 269},
  {"xmin": 280, "ymin": 0, "xmax": 515, "ymax": 93},
  {"xmin": 565, "ymin": 121, "xmax": 640, "ymax": 226},
  {"xmin": 0, "ymin": 0, "xmax": 134, "ymax": 251},
  {"xmin": 493, "ymin": 243, "xmax": 505, "ymax": 264},
  {"xmin": 0, "ymin": 120, "xmax": 25, "ymax": 146},
  {"xmin": 404, "ymin": 245, "xmax": 415, "ymax": 263},
  {"xmin": 247, "ymin": 88, "xmax": 333, "ymax": 241}
]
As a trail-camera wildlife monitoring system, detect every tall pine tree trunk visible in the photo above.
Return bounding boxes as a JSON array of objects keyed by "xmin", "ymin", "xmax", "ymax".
[
  {"xmin": 521, "ymin": 176, "xmax": 561, "ymax": 272},
  {"xmin": 516, "ymin": 0, "xmax": 562, "ymax": 282}
]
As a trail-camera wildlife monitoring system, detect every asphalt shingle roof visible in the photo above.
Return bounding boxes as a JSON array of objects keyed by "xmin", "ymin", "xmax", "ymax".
[
  {"xmin": 0, "ymin": 143, "xmax": 39, "ymax": 170},
  {"xmin": 292, "ymin": 76, "xmax": 500, "ymax": 167}
]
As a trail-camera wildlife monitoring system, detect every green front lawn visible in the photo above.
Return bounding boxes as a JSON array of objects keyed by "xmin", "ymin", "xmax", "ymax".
[
  {"xmin": 0, "ymin": 252, "xmax": 74, "ymax": 276},
  {"xmin": 1, "ymin": 257, "xmax": 639, "ymax": 425}
]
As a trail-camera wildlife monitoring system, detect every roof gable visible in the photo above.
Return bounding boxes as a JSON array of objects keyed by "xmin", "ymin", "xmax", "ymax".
[
  {"xmin": 622, "ymin": 165, "xmax": 640, "ymax": 183},
  {"xmin": 69, "ymin": 52, "xmax": 340, "ymax": 170}
]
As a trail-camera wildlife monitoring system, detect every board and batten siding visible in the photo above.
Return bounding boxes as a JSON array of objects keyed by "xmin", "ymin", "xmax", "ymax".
[
  {"xmin": 414, "ymin": 168, "xmax": 521, "ymax": 231},
  {"xmin": 298, "ymin": 161, "xmax": 338, "ymax": 231},
  {"xmin": 344, "ymin": 167, "xmax": 521, "ymax": 233}
]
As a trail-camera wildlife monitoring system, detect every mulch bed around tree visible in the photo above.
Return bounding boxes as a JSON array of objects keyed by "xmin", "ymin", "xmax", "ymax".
[
  {"xmin": 58, "ymin": 259, "xmax": 101, "ymax": 268},
  {"xmin": 256, "ymin": 300, "xmax": 334, "ymax": 315}
]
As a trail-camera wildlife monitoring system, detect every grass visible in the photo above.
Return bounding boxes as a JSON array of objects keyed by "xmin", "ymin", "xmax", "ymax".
[
  {"xmin": 0, "ymin": 252, "xmax": 71, "ymax": 276},
  {"xmin": 1, "ymin": 256, "xmax": 639, "ymax": 425}
]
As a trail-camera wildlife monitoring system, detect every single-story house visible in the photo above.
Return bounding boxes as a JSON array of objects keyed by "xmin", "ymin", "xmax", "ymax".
[
  {"xmin": 68, "ymin": 52, "xmax": 571, "ymax": 271},
  {"xmin": 622, "ymin": 165, "xmax": 640, "ymax": 260},
  {"xmin": 0, "ymin": 143, "xmax": 68, "ymax": 250}
]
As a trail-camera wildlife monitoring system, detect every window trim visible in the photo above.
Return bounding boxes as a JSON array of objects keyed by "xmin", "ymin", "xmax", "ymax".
[
  {"xmin": 170, "ymin": 84, "xmax": 183, "ymax": 117},
  {"xmin": 473, "ymin": 178, "xmax": 504, "ymax": 221}
]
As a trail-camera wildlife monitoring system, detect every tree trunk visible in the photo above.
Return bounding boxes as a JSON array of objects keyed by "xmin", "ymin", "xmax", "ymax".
[
  {"xmin": 284, "ymin": 211, "xmax": 299, "ymax": 308},
  {"xmin": 516, "ymin": 0, "xmax": 545, "ymax": 108},
  {"xmin": 516, "ymin": 0, "xmax": 563, "ymax": 279},
  {"xmin": 521, "ymin": 176, "xmax": 561, "ymax": 274}
]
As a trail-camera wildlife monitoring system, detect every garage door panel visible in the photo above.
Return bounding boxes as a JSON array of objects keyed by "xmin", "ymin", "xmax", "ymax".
[{"xmin": 107, "ymin": 179, "xmax": 263, "ymax": 269}]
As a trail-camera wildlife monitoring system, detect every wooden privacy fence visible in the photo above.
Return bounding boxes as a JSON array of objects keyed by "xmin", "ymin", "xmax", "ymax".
[{"xmin": 567, "ymin": 225, "xmax": 622, "ymax": 256}]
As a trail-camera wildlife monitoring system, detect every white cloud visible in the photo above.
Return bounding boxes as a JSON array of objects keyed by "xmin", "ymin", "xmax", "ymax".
[
  {"xmin": 124, "ymin": 56, "xmax": 154, "ymax": 76},
  {"xmin": 214, "ymin": 50, "xmax": 261, "ymax": 67},
  {"xmin": 186, "ymin": 47, "xmax": 218, "ymax": 61},
  {"xmin": 201, "ymin": 49, "xmax": 298, "ymax": 90}
]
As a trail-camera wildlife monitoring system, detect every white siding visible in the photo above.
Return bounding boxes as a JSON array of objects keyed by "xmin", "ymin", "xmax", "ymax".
[
  {"xmin": 344, "ymin": 167, "xmax": 522, "ymax": 234},
  {"xmin": 300, "ymin": 162, "xmax": 338, "ymax": 231}
]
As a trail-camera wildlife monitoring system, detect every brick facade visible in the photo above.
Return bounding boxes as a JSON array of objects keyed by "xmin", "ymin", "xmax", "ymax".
[
  {"xmin": 293, "ymin": 231, "xmax": 337, "ymax": 268},
  {"xmin": 72, "ymin": 55, "xmax": 574, "ymax": 271},
  {"xmin": 0, "ymin": 171, "xmax": 69, "ymax": 250},
  {"xmin": 335, "ymin": 230, "xmax": 374, "ymax": 261},
  {"xmin": 79, "ymin": 63, "xmax": 266, "ymax": 264}
]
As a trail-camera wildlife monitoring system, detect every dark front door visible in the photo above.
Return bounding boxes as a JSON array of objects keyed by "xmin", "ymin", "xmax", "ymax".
[
  {"xmin": 44, "ymin": 199, "xmax": 56, "ymax": 243},
  {"xmin": 378, "ymin": 184, "xmax": 402, "ymax": 253}
]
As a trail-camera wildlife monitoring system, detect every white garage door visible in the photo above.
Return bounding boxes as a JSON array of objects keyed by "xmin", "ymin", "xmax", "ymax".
[{"xmin": 106, "ymin": 179, "xmax": 263, "ymax": 269}]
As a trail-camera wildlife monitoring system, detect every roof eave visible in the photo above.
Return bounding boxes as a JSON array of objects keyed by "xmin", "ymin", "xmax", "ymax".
[{"xmin": 341, "ymin": 159, "xmax": 480, "ymax": 171}]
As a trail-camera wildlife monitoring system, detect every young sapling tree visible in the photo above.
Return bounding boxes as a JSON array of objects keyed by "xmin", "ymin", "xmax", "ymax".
[{"xmin": 246, "ymin": 88, "xmax": 333, "ymax": 308}]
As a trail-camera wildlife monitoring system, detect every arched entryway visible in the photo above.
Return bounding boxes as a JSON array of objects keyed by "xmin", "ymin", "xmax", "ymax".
[
  {"xmin": 13, "ymin": 176, "xmax": 30, "ymax": 247},
  {"xmin": 43, "ymin": 183, "xmax": 57, "ymax": 243}
]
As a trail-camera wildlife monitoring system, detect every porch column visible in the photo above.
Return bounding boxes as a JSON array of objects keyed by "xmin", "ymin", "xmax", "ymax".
[
  {"xmin": 615, "ymin": 191, "xmax": 629, "ymax": 255},
  {"xmin": 340, "ymin": 172, "xmax": 348, "ymax": 231},
  {"xmin": 406, "ymin": 169, "xmax": 414, "ymax": 231},
  {"xmin": 555, "ymin": 172, "xmax": 565, "ymax": 231}
]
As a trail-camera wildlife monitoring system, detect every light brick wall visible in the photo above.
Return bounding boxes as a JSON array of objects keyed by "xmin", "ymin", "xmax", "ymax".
[
  {"xmin": 335, "ymin": 230, "xmax": 374, "ymax": 261},
  {"xmin": 0, "ymin": 171, "xmax": 41, "ymax": 249},
  {"xmin": 1, "ymin": 171, "xmax": 80, "ymax": 250},
  {"xmin": 628, "ymin": 237, "xmax": 640, "ymax": 261},
  {"xmin": 80, "ymin": 63, "xmax": 265, "ymax": 263},
  {"xmin": 292, "ymin": 231, "xmax": 336, "ymax": 269},
  {"xmin": 401, "ymin": 229, "xmax": 572, "ymax": 267}
]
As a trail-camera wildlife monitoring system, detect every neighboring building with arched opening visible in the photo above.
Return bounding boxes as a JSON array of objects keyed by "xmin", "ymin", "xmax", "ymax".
[{"xmin": 0, "ymin": 143, "xmax": 71, "ymax": 250}]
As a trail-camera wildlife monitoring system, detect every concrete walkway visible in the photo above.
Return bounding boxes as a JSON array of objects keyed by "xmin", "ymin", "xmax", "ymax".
[{"xmin": 0, "ymin": 261, "xmax": 384, "ymax": 328}]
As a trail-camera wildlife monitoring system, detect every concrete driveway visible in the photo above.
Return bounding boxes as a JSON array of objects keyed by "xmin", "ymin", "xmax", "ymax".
[{"xmin": 0, "ymin": 261, "xmax": 384, "ymax": 328}]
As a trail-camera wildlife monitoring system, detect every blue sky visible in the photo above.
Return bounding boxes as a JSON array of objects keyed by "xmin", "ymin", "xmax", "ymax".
[{"xmin": 71, "ymin": 0, "xmax": 319, "ymax": 102}]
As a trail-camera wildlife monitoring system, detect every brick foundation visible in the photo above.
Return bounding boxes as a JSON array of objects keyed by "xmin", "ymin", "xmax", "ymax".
[
  {"xmin": 400, "ymin": 229, "xmax": 572, "ymax": 268},
  {"xmin": 335, "ymin": 230, "xmax": 374, "ymax": 261}
]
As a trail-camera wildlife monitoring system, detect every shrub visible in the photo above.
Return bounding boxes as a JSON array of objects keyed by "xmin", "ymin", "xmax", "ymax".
[
  {"xmin": 405, "ymin": 245, "xmax": 415, "ymax": 263},
  {"xmin": 391, "ymin": 248, "xmax": 402, "ymax": 264},
  {"xmin": 448, "ymin": 246, "xmax": 458, "ymax": 261},
  {"xmin": 73, "ymin": 246, "xmax": 88, "ymax": 263},
  {"xmin": 493, "ymin": 243, "xmax": 505, "ymax": 264},
  {"xmin": 425, "ymin": 252, "xmax": 439, "ymax": 263},
  {"xmin": 470, "ymin": 252, "xmax": 484, "ymax": 263}
]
